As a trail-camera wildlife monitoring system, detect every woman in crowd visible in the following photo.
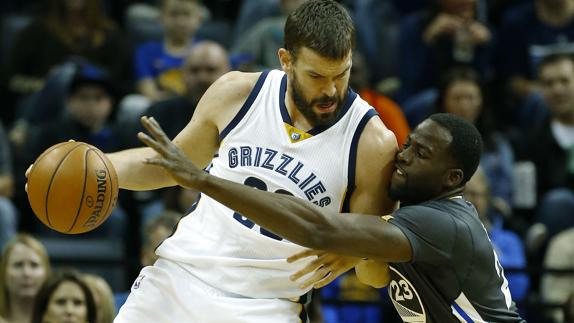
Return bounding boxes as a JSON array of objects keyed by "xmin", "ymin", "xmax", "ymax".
[
  {"xmin": 0, "ymin": 234, "xmax": 51, "ymax": 323},
  {"xmin": 31, "ymin": 270, "xmax": 96, "ymax": 323}
]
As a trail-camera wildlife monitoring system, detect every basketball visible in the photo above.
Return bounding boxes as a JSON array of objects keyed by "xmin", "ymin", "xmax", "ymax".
[{"xmin": 27, "ymin": 141, "xmax": 119, "ymax": 234}]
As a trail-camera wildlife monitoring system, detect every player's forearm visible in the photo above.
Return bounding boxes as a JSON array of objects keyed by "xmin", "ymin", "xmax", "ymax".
[
  {"xmin": 198, "ymin": 173, "xmax": 333, "ymax": 248},
  {"xmin": 108, "ymin": 147, "xmax": 176, "ymax": 190},
  {"xmin": 197, "ymin": 173, "xmax": 411, "ymax": 261}
]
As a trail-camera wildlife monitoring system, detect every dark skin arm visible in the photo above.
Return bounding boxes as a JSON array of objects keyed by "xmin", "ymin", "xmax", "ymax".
[{"xmin": 139, "ymin": 116, "xmax": 413, "ymax": 263}]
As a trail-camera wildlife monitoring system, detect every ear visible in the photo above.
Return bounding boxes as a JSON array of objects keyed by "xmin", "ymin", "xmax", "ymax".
[
  {"xmin": 443, "ymin": 168, "xmax": 464, "ymax": 189},
  {"xmin": 278, "ymin": 48, "xmax": 292, "ymax": 72}
]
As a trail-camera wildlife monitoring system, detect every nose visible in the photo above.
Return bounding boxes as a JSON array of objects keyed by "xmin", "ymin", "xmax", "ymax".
[
  {"xmin": 396, "ymin": 148, "xmax": 410, "ymax": 165},
  {"xmin": 22, "ymin": 264, "xmax": 33, "ymax": 277},
  {"xmin": 321, "ymin": 80, "xmax": 337, "ymax": 97},
  {"xmin": 65, "ymin": 301, "xmax": 74, "ymax": 314}
]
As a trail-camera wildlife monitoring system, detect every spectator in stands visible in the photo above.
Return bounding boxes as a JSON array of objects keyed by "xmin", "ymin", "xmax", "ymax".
[
  {"xmin": 0, "ymin": 234, "xmax": 51, "ymax": 323},
  {"xmin": 232, "ymin": 0, "xmax": 281, "ymax": 54},
  {"xmin": 541, "ymin": 227, "xmax": 574, "ymax": 323},
  {"xmin": 465, "ymin": 168, "xmax": 530, "ymax": 303},
  {"xmin": 22, "ymin": 63, "xmax": 126, "ymax": 164},
  {"xmin": 498, "ymin": 0, "xmax": 574, "ymax": 100},
  {"xmin": 523, "ymin": 54, "xmax": 574, "ymax": 241},
  {"xmin": 398, "ymin": 0, "xmax": 493, "ymax": 102},
  {"xmin": 350, "ymin": 51, "xmax": 409, "ymax": 147},
  {"xmin": 83, "ymin": 274, "xmax": 116, "ymax": 323},
  {"xmin": 140, "ymin": 211, "xmax": 183, "ymax": 267},
  {"xmin": 6, "ymin": 0, "xmax": 125, "ymax": 103},
  {"xmin": 19, "ymin": 62, "xmax": 128, "ymax": 237},
  {"xmin": 351, "ymin": 0, "xmax": 401, "ymax": 84},
  {"xmin": 133, "ymin": 41, "xmax": 231, "ymax": 142},
  {"xmin": 231, "ymin": 0, "xmax": 308, "ymax": 71},
  {"xmin": 31, "ymin": 270, "xmax": 96, "ymax": 323},
  {"xmin": 134, "ymin": 0, "xmax": 205, "ymax": 102},
  {"xmin": 437, "ymin": 67, "xmax": 515, "ymax": 210},
  {"xmin": 0, "ymin": 122, "xmax": 17, "ymax": 251}
]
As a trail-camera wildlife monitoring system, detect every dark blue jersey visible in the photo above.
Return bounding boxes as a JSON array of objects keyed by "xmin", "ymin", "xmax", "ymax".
[{"xmin": 387, "ymin": 196, "xmax": 525, "ymax": 322}]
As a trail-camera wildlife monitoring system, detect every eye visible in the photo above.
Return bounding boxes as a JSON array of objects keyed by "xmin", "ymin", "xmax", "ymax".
[{"xmin": 12, "ymin": 261, "xmax": 24, "ymax": 269}]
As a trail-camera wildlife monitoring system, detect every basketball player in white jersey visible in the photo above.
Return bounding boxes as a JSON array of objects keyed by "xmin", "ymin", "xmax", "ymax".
[{"xmin": 107, "ymin": 1, "xmax": 397, "ymax": 322}]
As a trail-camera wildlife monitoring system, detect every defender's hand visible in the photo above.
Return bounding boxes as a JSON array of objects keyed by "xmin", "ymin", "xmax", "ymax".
[
  {"xmin": 138, "ymin": 116, "xmax": 204, "ymax": 189},
  {"xmin": 287, "ymin": 249, "xmax": 360, "ymax": 289}
]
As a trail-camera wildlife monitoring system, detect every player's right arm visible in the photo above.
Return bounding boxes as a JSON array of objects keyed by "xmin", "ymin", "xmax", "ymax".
[{"xmin": 108, "ymin": 71, "xmax": 260, "ymax": 191}]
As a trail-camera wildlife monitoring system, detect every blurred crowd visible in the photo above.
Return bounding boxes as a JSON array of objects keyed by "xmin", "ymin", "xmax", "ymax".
[{"xmin": 0, "ymin": 0, "xmax": 573, "ymax": 322}]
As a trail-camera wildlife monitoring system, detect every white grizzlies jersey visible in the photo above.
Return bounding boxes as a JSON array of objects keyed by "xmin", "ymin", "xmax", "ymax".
[{"xmin": 156, "ymin": 70, "xmax": 378, "ymax": 299}]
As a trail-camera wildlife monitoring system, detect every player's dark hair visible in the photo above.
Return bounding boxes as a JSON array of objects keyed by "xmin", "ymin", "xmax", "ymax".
[
  {"xmin": 284, "ymin": 0, "xmax": 355, "ymax": 60},
  {"xmin": 537, "ymin": 53, "xmax": 574, "ymax": 76},
  {"xmin": 429, "ymin": 113, "xmax": 483, "ymax": 185}
]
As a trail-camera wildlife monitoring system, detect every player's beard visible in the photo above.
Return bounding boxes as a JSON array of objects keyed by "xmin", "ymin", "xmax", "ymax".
[
  {"xmin": 388, "ymin": 177, "xmax": 408, "ymax": 202},
  {"xmin": 290, "ymin": 72, "xmax": 346, "ymax": 127}
]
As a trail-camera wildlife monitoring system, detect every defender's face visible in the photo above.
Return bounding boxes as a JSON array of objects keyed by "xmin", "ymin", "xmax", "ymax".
[
  {"xmin": 389, "ymin": 120, "xmax": 455, "ymax": 204},
  {"xmin": 282, "ymin": 47, "xmax": 351, "ymax": 126}
]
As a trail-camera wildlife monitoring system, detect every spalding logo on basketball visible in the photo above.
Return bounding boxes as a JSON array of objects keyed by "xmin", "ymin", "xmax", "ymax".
[{"xmin": 27, "ymin": 141, "xmax": 119, "ymax": 234}]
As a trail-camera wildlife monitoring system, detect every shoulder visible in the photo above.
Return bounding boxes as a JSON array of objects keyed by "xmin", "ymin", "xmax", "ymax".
[
  {"xmin": 359, "ymin": 115, "xmax": 398, "ymax": 158},
  {"xmin": 195, "ymin": 71, "xmax": 264, "ymax": 130},
  {"xmin": 393, "ymin": 201, "xmax": 458, "ymax": 226},
  {"xmin": 205, "ymin": 71, "xmax": 262, "ymax": 105}
]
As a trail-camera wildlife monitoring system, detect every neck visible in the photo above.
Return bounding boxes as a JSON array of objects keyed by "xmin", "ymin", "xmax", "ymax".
[
  {"xmin": 284, "ymin": 87, "xmax": 313, "ymax": 132},
  {"xmin": 537, "ymin": 0, "xmax": 574, "ymax": 26},
  {"xmin": 8, "ymin": 296, "xmax": 34, "ymax": 323},
  {"xmin": 165, "ymin": 37, "xmax": 191, "ymax": 54},
  {"xmin": 432, "ymin": 187, "xmax": 465, "ymax": 201}
]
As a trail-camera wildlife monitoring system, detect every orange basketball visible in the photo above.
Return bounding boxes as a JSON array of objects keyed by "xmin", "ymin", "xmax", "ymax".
[{"xmin": 27, "ymin": 141, "xmax": 119, "ymax": 234}]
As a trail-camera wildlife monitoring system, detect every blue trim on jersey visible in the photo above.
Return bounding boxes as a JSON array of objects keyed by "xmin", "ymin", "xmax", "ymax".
[
  {"xmin": 452, "ymin": 302, "xmax": 474, "ymax": 323},
  {"xmin": 297, "ymin": 291, "xmax": 312, "ymax": 323},
  {"xmin": 341, "ymin": 109, "xmax": 378, "ymax": 212},
  {"xmin": 278, "ymin": 74, "xmax": 359, "ymax": 136},
  {"xmin": 279, "ymin": 74, "xmax": 291, "ymax": 123},
  {"xmin": 219, "ymin": 70, "xmax": 270, "ymax": 142}
]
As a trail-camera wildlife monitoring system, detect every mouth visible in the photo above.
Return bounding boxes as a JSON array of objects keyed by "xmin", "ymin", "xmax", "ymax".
[
  {"xmin": 315, "ymin": 101, "xmax": 337, "ymax": 113},
  {"xmin": 395, "ymin": 164, "xmax": 406, "ymax": 176}
]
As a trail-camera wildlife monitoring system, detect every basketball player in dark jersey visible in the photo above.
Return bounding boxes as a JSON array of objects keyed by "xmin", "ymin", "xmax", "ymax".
[{"xmin": 139, "ymin": 113, "xmax": 526, "ymax": 322}]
